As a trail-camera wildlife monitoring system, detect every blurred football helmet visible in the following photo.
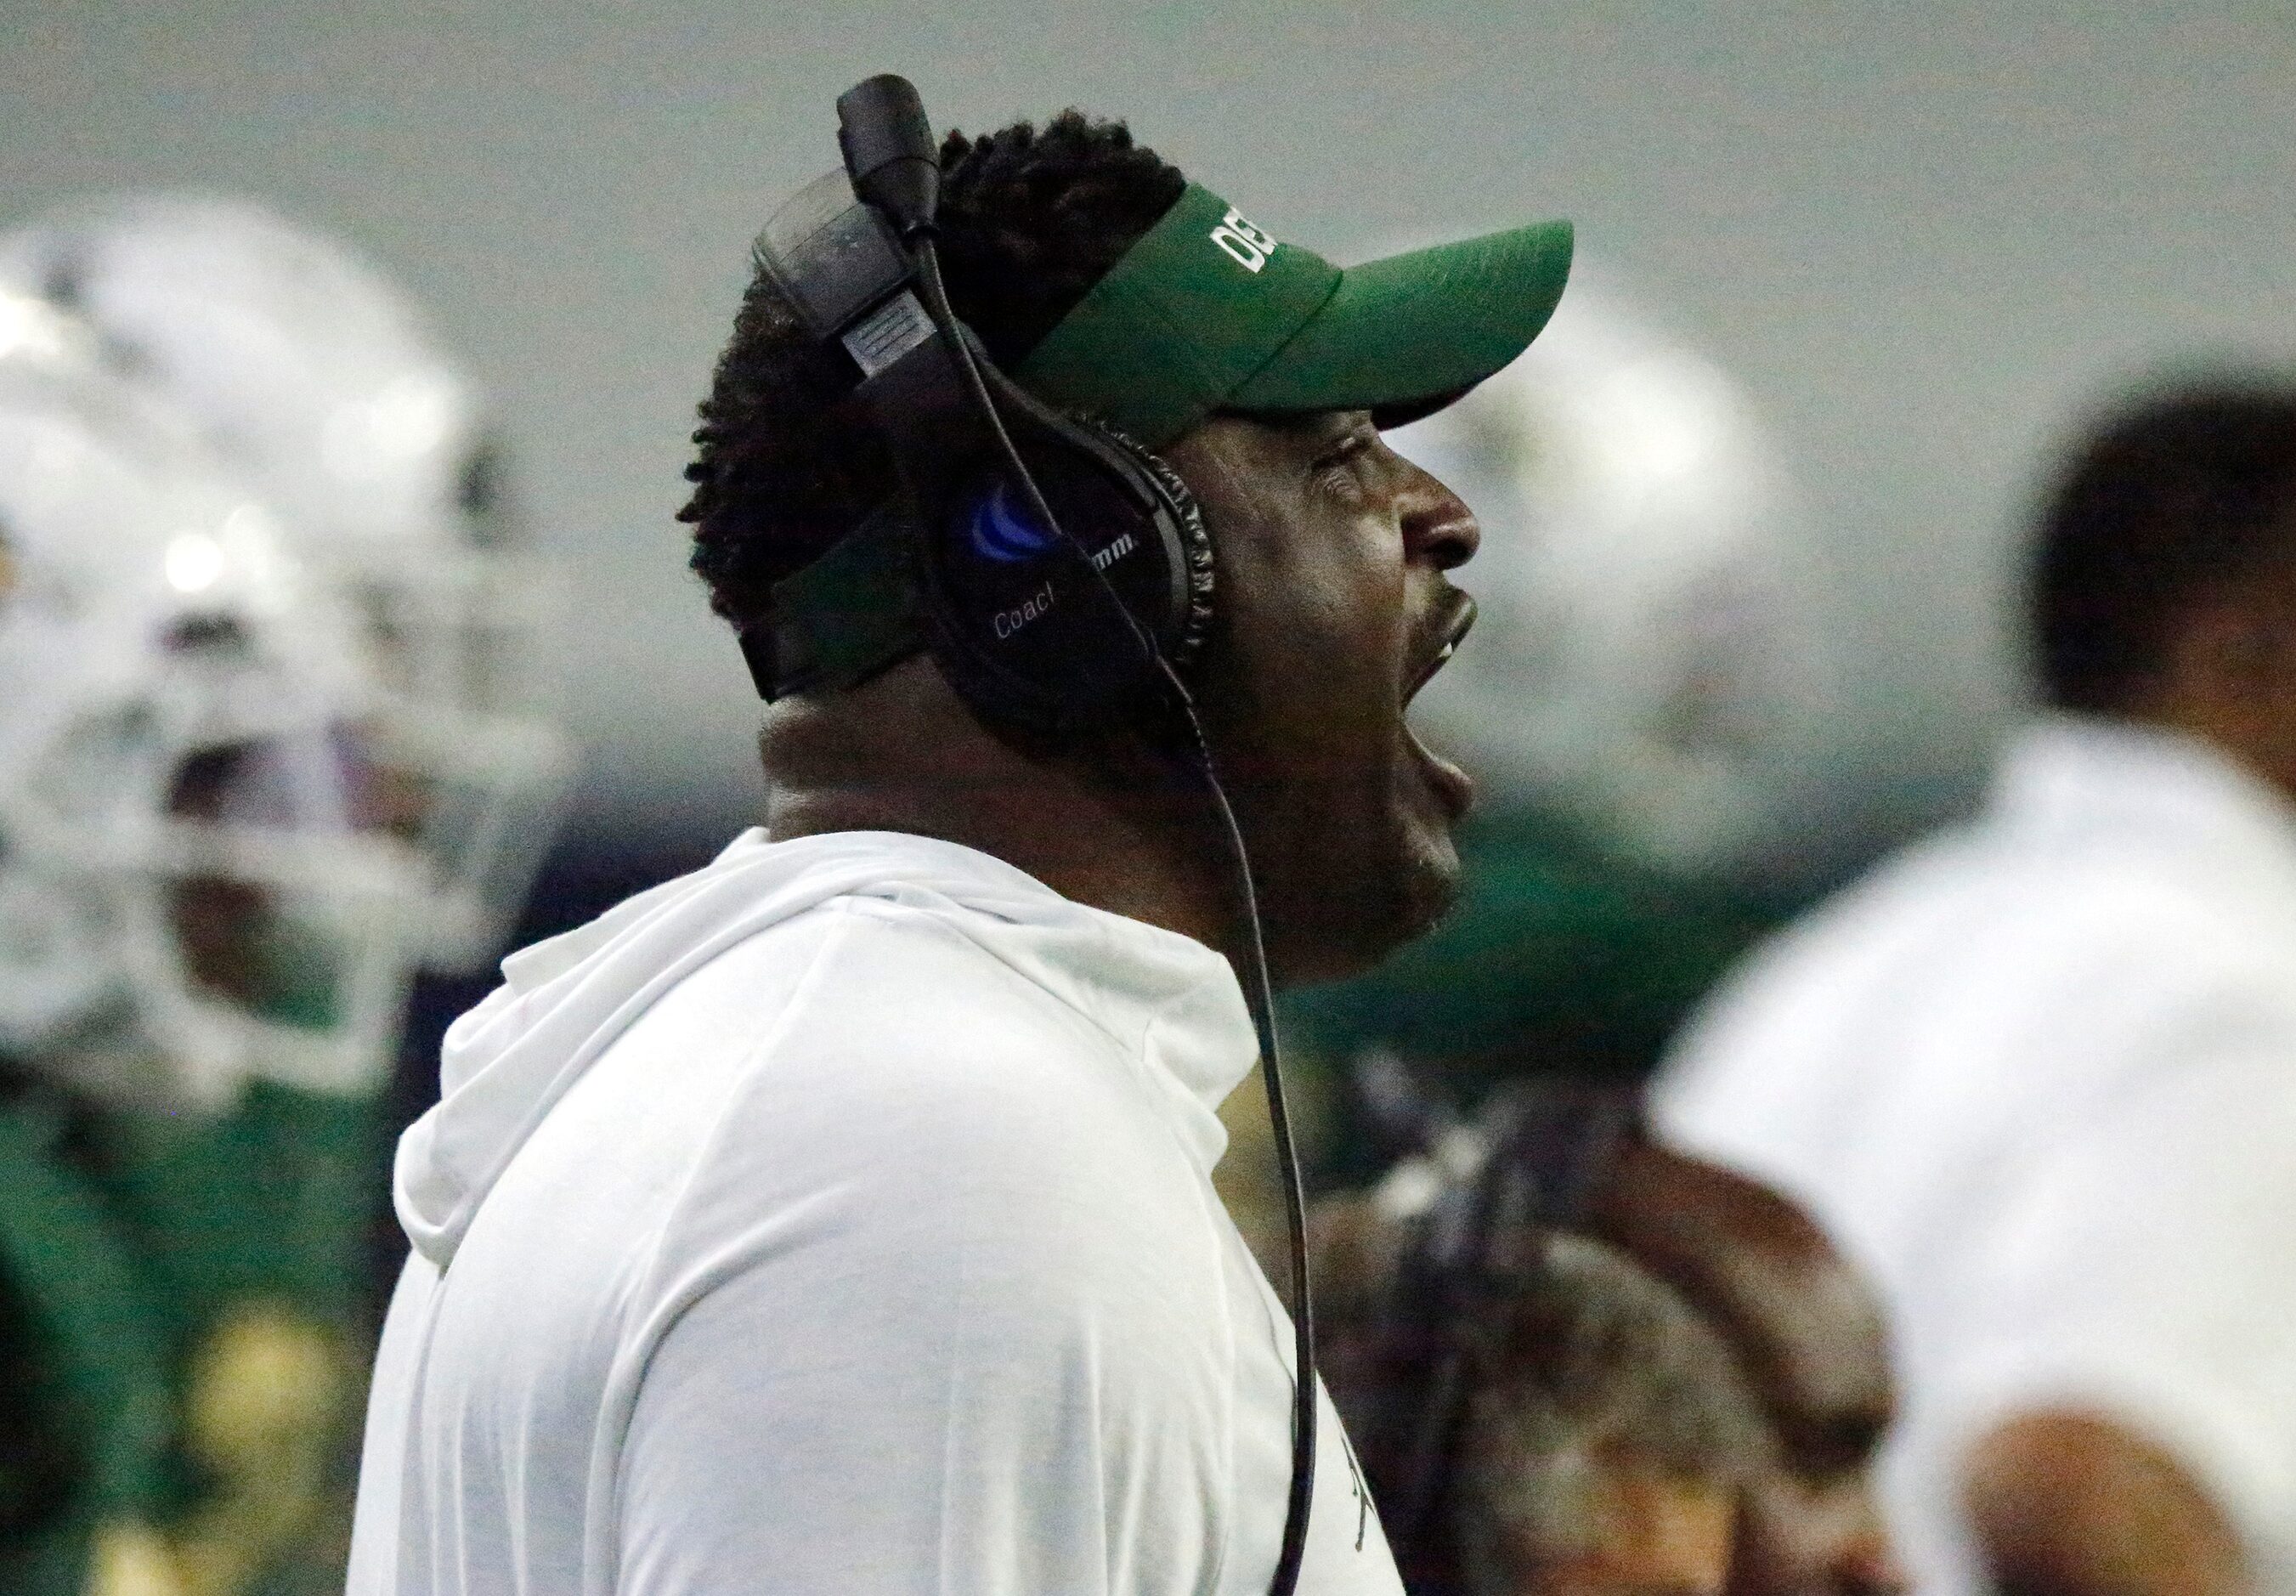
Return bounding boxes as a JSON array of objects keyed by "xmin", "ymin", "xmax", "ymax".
[
  {"xmin": 0, "ymin": 290, "xmax": 430, "ymax": 1107},
  {"xmin": 0, "ymin": 195, "xmax": 571, "ymax": 971},
  {"xmin": 1389, "ymin": 265, "xmax": 1850, "ymax": 886}
]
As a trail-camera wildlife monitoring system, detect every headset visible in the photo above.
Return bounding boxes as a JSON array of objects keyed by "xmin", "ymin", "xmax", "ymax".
[
  {"xmin": 1354, "ymin": 1070, "xmax": 1642, "ymax": 1588},
  {"xmin": 746, "ymin": 76, "xmax": 1318, "ymax": 1596},
  {"xmin": 739, "ymin": 83, "xmax": 1215, "ymax": 733}
]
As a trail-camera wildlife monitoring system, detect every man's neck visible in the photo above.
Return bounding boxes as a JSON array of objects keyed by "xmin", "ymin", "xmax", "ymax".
[{"xmin": 758, "ymin": 658, "xmax": 1241, "ymax": 960}]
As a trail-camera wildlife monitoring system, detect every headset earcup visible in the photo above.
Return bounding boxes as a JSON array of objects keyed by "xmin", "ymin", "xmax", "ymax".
[
  {"xmin": 919, "ymin": 414, "xmax": 1215, "ymax": 736},
  {"xmin": 1104, "ymin": 424, "xmax": 1216, "ymax": 673}
]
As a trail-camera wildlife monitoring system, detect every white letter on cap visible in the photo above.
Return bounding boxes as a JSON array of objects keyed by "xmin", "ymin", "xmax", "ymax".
[{"xmin": 1210, "ymin": 207, "xmax": 1277, "ymax": 274}]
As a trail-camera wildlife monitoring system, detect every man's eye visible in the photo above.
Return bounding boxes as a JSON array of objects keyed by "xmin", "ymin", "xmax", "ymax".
[{"xmin": 1311, "ymin": 428, "xmax": 1376, "ymax": 478}]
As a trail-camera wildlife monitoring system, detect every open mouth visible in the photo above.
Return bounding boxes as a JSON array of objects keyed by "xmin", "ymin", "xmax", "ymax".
[
  {"xmin": 1405, "ymin": 595, "xmax": 1479, "ymax": 819},
  {"xmin": 1408, "ymin": 595, "xmax": 1478, "ymax": 702}
]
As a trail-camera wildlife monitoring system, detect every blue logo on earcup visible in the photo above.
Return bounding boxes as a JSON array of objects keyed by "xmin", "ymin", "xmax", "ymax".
[{"xmin": 964, "ymin": 479, "xmax": 1059, "ymax": 563}]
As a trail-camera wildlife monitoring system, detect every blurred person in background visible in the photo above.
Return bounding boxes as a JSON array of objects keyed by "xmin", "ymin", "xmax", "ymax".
[
  {"xmin": 0, "ymin": 193, "xmax": 574, "ymax": 979},
  {"xmin": 0, "ymin": 290, "xmax": 437, "ymax": 1594},
  {"xmin": 0, "ymin": 197, "xmax": 572, "ymax": 1593},
  {"xmin": 1658, "ymin": 378, "xmax": 2296, "ymax": 1596},
  {"xmin": 1442, "ymin": 1235, "xmax": 1763, "ymax": 1596},
  {"xmin": 1315, "ymin": 1105, "xmax": 1767, "ymax": 1595},
  {"xmin": 1589, "ymin": 1135, "xmax": 1903, "ymax": 1596},
  {"xmin": 0, "ymin": 196, "xmax": 581, "ymax": 1351},
  {"xmin": 1309, "ymin": 1076, "xmax": 1902, "ymax": 1596},
  {"xmin": 1273, "ymin": 269, "xmax": 1855, "ymax": 1184}
]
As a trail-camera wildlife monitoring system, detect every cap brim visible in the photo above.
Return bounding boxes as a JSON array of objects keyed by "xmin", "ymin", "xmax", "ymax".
[{"xmin": 1224, "ymin": 219, "xmax": 1574, "ymax": 427}]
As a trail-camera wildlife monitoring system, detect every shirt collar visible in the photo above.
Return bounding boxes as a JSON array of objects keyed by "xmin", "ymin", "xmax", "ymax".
[
  {"xmin": 1994, "ymin": 714, "xmax": 2296, "ymax": 882},
  {"xmin": 784, "ymin": 830, "xmax": 1259, "ymax": 1172}
]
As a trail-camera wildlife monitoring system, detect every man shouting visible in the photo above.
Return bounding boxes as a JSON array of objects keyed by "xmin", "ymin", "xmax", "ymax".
[{"xmin": 348, "ymin": 99, "xmax": 1569, "ymax": 1595}]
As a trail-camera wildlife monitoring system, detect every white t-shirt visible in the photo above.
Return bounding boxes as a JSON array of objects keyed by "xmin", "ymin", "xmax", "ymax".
[
  {"xmin": 349, "ymin": 829, "xmax": 1400, "ymax": 1596},
  {"xmin": 1656, "ymin": 716, "xmax": 2296, "ymax": 1594}
]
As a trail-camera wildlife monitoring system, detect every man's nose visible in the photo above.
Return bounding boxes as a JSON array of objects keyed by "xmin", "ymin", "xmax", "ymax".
[{"xmin": 1398, "ymin": 459, "xmax": 1480, "ymax": 572}]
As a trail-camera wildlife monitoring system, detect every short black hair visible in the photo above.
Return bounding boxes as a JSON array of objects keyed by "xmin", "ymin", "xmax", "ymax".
[
  {"xmin": 681, "ymin": 113, "xmax": 1186, "ymax": 633},
  {"xmin": 2032, "ymin": 379, "xmax": 2296, "ymax": 712}
]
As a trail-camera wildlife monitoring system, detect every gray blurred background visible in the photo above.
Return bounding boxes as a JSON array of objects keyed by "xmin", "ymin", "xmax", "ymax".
[{"xmin": 8, "ymin": 0, "xmax": 2293, "ymax": 857}]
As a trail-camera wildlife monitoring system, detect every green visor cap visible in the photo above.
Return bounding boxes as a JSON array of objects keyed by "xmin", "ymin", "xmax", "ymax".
[{"xmin": 1014, "ymin": 182, "xmax": 1574, "ymax": 450}]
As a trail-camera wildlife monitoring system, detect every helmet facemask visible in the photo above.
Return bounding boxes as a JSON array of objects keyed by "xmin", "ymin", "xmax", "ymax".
[
  {"xmin": 0, "ymin": 197, "xmax": 577, "ymax": 974},
  {"xmin": 1, "ymin": 314, "xmax": 433, "ymax": 1110}
]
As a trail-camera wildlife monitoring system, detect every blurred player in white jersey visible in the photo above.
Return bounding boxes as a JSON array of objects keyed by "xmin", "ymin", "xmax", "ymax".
[
  {"xmin": 0, "ymin": 196, "xmax": 572, "ymax": 973},
  {"xmin": 0, "ymin": 286, "xmax": 437, "ymax": 1595}
]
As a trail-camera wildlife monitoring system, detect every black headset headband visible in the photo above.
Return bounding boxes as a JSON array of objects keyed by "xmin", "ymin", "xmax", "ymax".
[{"xmin": 738, "ymin": 99, "xmax": 1209, "ymax": 735}]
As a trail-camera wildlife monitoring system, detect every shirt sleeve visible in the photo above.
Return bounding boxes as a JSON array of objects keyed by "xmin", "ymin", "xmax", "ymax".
[
  {"xmin": 1933, "ymin": 980, "xmax": 2296, "ymax": 1576},
  {"xmin": 609, "ymin": 991, "xmax": 1236, "ymax": 1596}
]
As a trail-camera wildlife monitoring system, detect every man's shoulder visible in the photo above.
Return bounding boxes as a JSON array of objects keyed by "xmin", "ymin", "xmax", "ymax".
[
  {"xmin": 763, "ymin": 891, "xmax": 1134, "ymax": 1070},
  {"xmin": 1665, "ymin": 815, "xmax": 2296, "ymax": 1144},
  {"xmin": 637, "ymin": 894, "xmax": 1190, "ymax": 1202},
  {"xmin": 1739, "ymin": 812, "xmax": 2296, "ymax": 1005},
  {"xmin": 615, "ymin": 902, "xmax": 1230, "ymax": 1349},
  {"xmin": 1965, "ymin": 834, "xmax": 2296, "ymax": 1005},
  {"xmin": 621, "ymin": 886, "xmax": 1116, "ymax": 1065}
]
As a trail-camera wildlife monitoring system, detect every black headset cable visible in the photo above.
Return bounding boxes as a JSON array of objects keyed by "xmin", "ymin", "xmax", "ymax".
[{"xmin": 912, "ymin": 236, "xmax": 1319, "ymax": 1596}]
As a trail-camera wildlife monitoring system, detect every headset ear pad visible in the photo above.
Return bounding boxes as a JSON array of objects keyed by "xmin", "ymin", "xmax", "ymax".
[{"xmin": 921, "ymin": 416, "xmax": 1214, "ymax": 736}]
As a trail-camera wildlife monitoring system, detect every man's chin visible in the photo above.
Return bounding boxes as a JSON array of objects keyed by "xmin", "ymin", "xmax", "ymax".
[
  {"xmin": 1279, "ymin": 818, "xmax": 1461, "ymax": 989},
  {"xmin": 1395, "ymin": 813, "xmax": 1465, "ymax": 943}
]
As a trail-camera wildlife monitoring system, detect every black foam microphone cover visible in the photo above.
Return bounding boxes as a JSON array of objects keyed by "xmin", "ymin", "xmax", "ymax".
[{"xmin": 837, "ymin": 75, "xmax": 941, "ymax": 239}]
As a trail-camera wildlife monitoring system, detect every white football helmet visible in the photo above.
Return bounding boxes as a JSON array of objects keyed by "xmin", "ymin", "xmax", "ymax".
[
  {"xmin": 0, "ymin": 291, "xmax": 433, "ymax": 1108},
  {"xmin": 0, "ymin": 195, "xmax": 572, "ymax": 971},
  {"xmin": 1390, "ymin": 265, "xmax": 1850, "ymax": 886}
]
